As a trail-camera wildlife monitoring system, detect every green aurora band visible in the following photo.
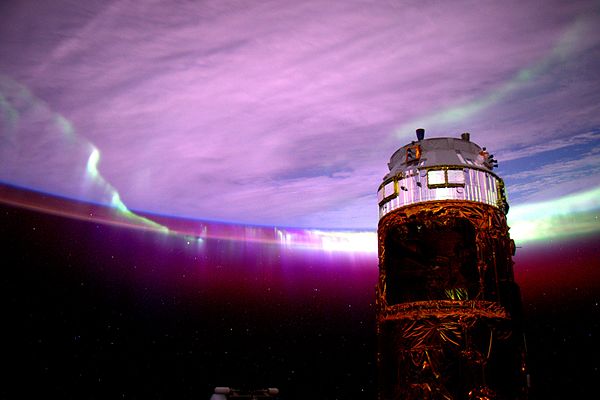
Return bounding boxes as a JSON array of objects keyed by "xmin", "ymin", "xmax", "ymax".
[
  {"xmin": 84, "ymin": 145, "xmax": 168, "ymax": 232},
  {"xmin": 507, "ymin": 186, "xmax": 600, "ymax": 244},
  {"xmin": 0, "ymin": 75, "xmax": 168, "ymax": 233}
]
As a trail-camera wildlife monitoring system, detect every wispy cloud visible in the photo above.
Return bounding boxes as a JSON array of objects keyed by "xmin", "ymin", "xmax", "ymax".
[
  {"xmin": 497, "ymin": 131, "xmax": 600, "ymax": 162},
  {"xmin": 394, "ymin": 14, "xmax": 595, "ymax": 138},
  {"xmin": 504, "ymin": 143, "xmax": 600, "ymax": 203}
]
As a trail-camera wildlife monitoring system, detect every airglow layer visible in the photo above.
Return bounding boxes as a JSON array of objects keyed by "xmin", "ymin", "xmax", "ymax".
[{"xmin": 4, "ymin": 182, "xmax": 598, "ymax": 255}]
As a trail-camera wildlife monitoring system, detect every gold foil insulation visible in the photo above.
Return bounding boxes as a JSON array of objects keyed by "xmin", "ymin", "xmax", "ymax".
[{"xmin": 376, "ymin": 201, "xmax": 527, "ymax": 400}]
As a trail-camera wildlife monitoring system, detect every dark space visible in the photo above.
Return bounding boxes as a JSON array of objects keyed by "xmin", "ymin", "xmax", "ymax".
[{"xmin": 1, "ymin": 200, "xmax": 598, "ymax": 399}]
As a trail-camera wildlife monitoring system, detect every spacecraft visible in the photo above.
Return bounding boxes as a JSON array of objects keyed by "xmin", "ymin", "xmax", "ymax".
[
  {"xmin": 376, "ymin": 129, "xmax": 528, "ymax": 399},
  {"xmin": 209, "ymin": 387, "xmax": 279, "ymax": 399}
]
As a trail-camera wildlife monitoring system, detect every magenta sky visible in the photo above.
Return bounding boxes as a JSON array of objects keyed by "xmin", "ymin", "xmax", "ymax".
[{"xmin": 1, "ymin": 0, "xmax": 599, "ymax": 228}]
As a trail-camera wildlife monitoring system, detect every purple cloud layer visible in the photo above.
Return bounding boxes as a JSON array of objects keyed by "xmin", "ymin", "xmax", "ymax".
[{"xmin": 1, "ymin": 0, "xmax": 599, "ymax": 228}]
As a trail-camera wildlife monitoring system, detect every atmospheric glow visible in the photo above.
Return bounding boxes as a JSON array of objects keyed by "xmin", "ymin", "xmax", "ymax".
[
  {"xmin": 283, "ymin": 230, "xmax": 377, "ymax": 253},
  {"xmin": 170, "ymin": 226, "xmax": 379, "ymax": 254},
  {"xmin": 508, "ymin": 186, "xmax": 600, "ymax": 244},
  {"xmin": 3, "ymin": 180, "xmax": 599, "ymax": 254}
]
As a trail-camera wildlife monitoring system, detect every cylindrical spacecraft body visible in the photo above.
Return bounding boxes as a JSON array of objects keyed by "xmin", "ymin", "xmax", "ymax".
[{"xmin": 376, "ymin": 134, "xmax": 527, "ymax": 399}]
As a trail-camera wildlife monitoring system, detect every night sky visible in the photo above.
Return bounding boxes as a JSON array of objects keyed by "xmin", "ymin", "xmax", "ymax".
[{"xmin": 1, "ymin": 1, "xmax": 600, "ymax": 399}]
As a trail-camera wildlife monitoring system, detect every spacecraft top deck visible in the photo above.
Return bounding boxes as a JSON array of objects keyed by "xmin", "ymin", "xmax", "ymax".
[
  {"xmin": 384, "ymin": 132, "xmax": 496, "ymax": 182},
  {"xmin": 377, "ymin": 130, "xmax": 507, "ymax": 219}
]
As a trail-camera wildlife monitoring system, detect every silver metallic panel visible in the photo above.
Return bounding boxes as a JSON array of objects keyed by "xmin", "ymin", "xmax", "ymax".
[{"xmin": 379, "ymin": 167, "xmax": 501, "ymax": 219}]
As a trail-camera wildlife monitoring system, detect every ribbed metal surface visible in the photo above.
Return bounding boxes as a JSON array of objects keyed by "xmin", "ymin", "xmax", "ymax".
[{"xmin": 378, "ymin": 167, "xmax": 502, "ymax": 219}]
